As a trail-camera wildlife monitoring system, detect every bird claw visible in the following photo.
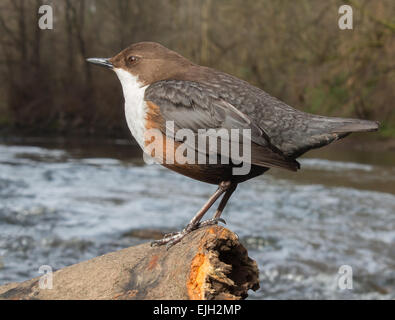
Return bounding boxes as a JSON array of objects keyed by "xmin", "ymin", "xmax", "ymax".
[
  {"xmin": 163, "ymin": 231, "xmax": 179, "ymax": 238},
  {"xmin": 150, "ymin": 229, "xmax": 187, "ymax": 249},
  {"xmin": 150, "ymin": 218, "xmax": 227, "ymax": 249},
  {"xmin": 197, "ymin": 217, "xmax": 226, "ymax": 228}
]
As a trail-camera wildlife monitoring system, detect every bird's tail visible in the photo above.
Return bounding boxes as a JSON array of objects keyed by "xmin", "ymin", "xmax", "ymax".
[
  {"xmin": 290, "ymin": 116, "xmax": 379, "ymax": 158},
  {"xmin": 307, "ymin": 115, "xmax": 379, "ymax": 135},
  {"xmin": 329, "ymin": 118, "xmax": 379, "ymax": 134}
]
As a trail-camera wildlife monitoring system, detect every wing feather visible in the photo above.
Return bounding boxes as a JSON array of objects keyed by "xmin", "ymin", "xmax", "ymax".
[{"xmin": 145, "ymin": 80, "xmax": 300, "ymax": 171}]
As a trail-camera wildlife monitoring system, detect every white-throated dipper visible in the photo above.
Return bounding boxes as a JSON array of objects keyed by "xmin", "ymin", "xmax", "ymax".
[{"xmin": 87, "ymin": 42, "xmax": 379, "ymax": 247}]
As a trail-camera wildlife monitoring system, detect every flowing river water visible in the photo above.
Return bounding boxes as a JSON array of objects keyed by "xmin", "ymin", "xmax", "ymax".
[{"xmin": 0, "ymin": 138, "xmax": 394, "ymax": 299}]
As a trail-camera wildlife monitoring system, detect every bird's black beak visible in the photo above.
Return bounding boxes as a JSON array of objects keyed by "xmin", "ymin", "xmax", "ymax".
[{"xmin": 86, "ymin": 58, "xmax": 113, "ymax": 69}]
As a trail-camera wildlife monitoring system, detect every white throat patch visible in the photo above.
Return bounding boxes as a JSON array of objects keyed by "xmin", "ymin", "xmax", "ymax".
[{"xmin": 114, "ymin": 68, "xmax": 148, "ymax": 149}]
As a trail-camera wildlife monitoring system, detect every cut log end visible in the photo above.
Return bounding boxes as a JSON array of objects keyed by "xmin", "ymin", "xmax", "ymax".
[
  {"xmin": 0, "ymin": 226, "xmax": 260, "ymax": 300},
  {"xmin": 187, "ymin": 226, "xmax": 259, "ymax": 300}
]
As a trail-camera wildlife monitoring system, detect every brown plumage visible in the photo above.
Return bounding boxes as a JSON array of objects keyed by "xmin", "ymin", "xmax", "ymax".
[{"xmin": 87, "ymin": 42, "xmax": 379, "ymax": 247}]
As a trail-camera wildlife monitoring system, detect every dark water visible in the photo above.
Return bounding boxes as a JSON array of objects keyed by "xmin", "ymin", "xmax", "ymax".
[{"xmin": 0, "ymin": 138, "xmax": 394, "ymax": 299}]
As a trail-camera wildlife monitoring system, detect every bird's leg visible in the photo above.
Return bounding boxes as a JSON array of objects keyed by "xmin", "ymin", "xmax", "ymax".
[
  {"xmin": 197, "ymin": 183, "xmax": 237, "ymax": 228},
  {"xmin": 151, "ymin": 181, "xmax": 232, "ymax": 248}
]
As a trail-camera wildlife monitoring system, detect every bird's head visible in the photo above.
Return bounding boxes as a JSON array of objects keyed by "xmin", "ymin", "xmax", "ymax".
[{"xmin": 87, "ymin": 42, "xmax": 193, "ymax": 88}]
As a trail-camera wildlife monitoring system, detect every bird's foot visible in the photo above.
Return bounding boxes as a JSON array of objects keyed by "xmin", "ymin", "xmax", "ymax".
[
  {"xmin": 150, "ymin": 230, "xmax": 188, "ymax": 249},
  {"xmin": 150, "ymin": 218, "xmax": 226, "ymax": 249},
  {"xmin": 196, "ymin": 217, "xmax": 226, "ymax": 228}
]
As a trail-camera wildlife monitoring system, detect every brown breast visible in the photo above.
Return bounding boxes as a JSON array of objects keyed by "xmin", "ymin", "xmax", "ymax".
[{"xmin": 143, "ymin": 101, "xmax": 268, "ymax": 184}]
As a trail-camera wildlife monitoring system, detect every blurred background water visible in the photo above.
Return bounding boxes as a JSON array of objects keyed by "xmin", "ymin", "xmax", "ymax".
[{"xmin": 0, "ymin": 138, "xmax": 394, "ymax": 299}]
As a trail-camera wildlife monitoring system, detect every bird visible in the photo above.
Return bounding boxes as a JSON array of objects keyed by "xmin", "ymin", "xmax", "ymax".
[{"xmin": 87, "ymin": 42, "xmax": 379, "ymax": 248}]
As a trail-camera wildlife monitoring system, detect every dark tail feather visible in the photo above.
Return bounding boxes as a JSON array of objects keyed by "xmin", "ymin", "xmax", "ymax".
[
  {"xmin": 289, "ymin": 117, "xmax": 380, "ymax": 158},
  {"xmin": 331, "ymin": 119, "xmax": 380, "ymax": 134}
]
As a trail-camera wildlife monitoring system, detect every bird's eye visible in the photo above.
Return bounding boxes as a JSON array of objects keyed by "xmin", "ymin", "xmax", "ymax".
[{"xmin": 128, "ymin": 56, "xmax": 138, "ymax": 64}]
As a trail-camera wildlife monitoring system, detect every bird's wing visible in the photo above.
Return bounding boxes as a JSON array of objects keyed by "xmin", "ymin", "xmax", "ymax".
[{"xmin": 144, "ymin": 80, "xmax": 299, "ymax": 171}]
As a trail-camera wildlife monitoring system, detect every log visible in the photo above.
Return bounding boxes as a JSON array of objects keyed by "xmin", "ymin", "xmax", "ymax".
[{"xmin": 0, "ymin": 226, "xmax": 259, "ymax": 300}]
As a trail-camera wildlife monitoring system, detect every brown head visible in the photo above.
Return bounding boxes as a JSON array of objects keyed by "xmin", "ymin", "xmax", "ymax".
[{"xmin": 87, "ymin": 42, "xmax": 194, "ymax": 86}]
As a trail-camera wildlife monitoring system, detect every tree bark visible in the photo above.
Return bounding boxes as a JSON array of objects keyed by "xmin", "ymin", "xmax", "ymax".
[{"xmin": 0, "ymin": 226, "xmax": 259, "ymax": 300}]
